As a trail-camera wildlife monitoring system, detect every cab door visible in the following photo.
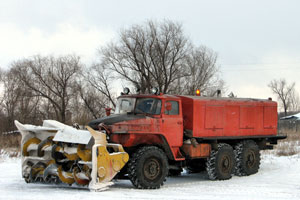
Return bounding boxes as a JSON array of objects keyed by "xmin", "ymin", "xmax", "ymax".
[{"xmin": 162, "ymin": 100, "xmax": 183, "ymax": 147}]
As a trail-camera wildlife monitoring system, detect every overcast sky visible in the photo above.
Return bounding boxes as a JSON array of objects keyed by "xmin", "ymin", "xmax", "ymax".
[{"xmin": 0, "ymin": 0, "xmax": 299, "ymax": 99}]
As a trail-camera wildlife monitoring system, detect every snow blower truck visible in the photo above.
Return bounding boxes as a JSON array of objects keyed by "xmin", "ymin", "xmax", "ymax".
[{"xmin": 15, "ymin": 88, "xmax": 286, "ymax": 190}]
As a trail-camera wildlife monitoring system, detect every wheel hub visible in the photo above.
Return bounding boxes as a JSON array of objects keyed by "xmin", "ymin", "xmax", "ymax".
[
  {"xmin": 144, "ymin": 158, "xmax": 160, "ymax": 180},
  {"xmin": 221, "ymin": 155, "xmax": 231, "ymax": 173},
  {"xmin": 246, "ymin": 151, "xmax": 256, "ymax": 168}
]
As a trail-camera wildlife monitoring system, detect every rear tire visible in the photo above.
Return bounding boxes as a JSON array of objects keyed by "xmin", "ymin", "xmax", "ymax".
[
  {"xmin": 128, "ymin": 146, "xmax": 169, "ymax": 189},
  {"xmin": 234, "ymin": 140, "xmax": 260, "ymax": 176},
  {"xmin": 206, "ymin": 143, "xmax": 235, "ymax": 180}
]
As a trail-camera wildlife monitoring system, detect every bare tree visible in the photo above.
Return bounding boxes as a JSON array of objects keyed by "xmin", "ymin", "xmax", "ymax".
[
  {"xmin": 268, "ymin": 78, "xmax": 297, "ymax": 116},
  {"xmin": 99, "ymin": 20, "xmax": 223, "ymax": 95},
  {"xmin": 86, "ymin": 63, "xmax": 116, "ymax": 108},
  {"xmin": 14, "ymin": 55, "xmax": 82, "ymax": 123},
  {"xmin": 0, "ymin": 67, "xmax": 41, "ymax": 131},
  {"xmin": 0, "ymin": 68, "xmax": 6, "ymax": 133},
  {"xmin": 0, "ymin": 68, "xmax": 3, "ymax": 81},
  {"xmin": 173, "ymin": 46, "xmax": 225, "ymax": 96},
  {"xmin": 1, "ymin": 68, "xmax": 23, "ymax": 129},
  {"xmin": 100, "ymin": 20, "xmax": 190, "ymax": 94},
  {"xmin": 74, "ymin": 80, "xmax": 109, "ymax": 121},
  {"xmin": 0, "ymin": 68, "xmax": 3, "ymax": 104},
  {"xmin": 289, "ymin": 89, "xmax": 300, "ymax": 112}
]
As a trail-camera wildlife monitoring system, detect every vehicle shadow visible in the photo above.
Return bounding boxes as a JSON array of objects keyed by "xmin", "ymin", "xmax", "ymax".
[{"xmin": 111, "ymin": 171, "xmax": 209, "ymax": 189}]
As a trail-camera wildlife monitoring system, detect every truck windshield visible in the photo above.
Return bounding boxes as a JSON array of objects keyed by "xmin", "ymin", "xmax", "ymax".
[
  {"xmin": 115, "ymin": 98, "xmax": 136, "ymax": 114},
  {"xmin": 134, "ymin": 98, "xmax": 162, "ymax": 115},
  {"xmin": 114, "ymin": 97, "xmax": 161, "ymax": 115}
]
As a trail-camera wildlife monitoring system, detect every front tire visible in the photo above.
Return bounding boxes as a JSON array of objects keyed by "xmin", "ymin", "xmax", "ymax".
[
  {"xmin": 206, "ymin": 143, "xmax": 235, "ymax": 180},
  {"xmin": 128, "ymin": 146, "xmax": 169, "ymax": 189}
]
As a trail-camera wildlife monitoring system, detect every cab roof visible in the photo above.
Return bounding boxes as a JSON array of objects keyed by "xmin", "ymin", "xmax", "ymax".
[{"xmin": 118, "ymin": 93, "xmax": 180, "ymax": 100}]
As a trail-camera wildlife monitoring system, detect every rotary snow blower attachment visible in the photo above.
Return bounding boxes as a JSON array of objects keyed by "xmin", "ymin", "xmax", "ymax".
[{"xmin": 15, "ymin": 120, "xmax": 129, "ymax": 191}]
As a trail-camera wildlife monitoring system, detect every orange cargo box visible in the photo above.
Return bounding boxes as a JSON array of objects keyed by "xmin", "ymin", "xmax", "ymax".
[{"xmin": 178, "ymin": 96, "xmax": 278, "ymax": 139}]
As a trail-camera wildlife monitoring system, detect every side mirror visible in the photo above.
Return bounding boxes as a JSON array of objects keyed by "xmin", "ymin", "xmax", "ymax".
[
  {"xmin": 165, "ymin": 102, "xmax": 172, "ymax": 111},
  {"xmin": 105, "ymin": 108, "xmax": 112, "ymax": 116}
]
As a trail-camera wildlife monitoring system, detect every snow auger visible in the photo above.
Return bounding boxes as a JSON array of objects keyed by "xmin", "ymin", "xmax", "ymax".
[{"xmin": 15, "ymin": 120, "xmax": 129, "ymax": 191}]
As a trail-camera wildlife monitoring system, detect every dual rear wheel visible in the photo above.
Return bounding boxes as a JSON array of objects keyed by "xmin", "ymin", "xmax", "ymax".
[
  {"xmin": 206, "ymin": 141, "xmax": 260, "ymax": 180},
  {"xmin": 206, "ymin": 143, "xmax": 235, "ymax": 180},
  {"xmin": 234, "ymin": 140, "xmax": 260, "ymax": 176}
]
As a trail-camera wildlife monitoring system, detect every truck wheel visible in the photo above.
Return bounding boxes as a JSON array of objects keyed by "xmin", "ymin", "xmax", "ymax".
[
  {"xmin": 234, "ymin": 140, "xmax": 260, "ymax": 176},
  {"xmin": 128, "ymin": 146, "xmax": 169, "ymax": 189},
  {"xmin": 206, "ymin": 143, "xmax": 235, "ymax": 180}
]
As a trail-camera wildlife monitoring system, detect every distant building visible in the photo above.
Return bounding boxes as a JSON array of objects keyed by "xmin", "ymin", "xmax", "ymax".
[{"xmin": 280, "ymin": 113, "xmax": 300, "ymax": 121}]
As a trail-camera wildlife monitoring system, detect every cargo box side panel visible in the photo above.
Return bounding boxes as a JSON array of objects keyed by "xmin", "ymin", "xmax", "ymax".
[
  {"xmin": 263, "ymin": 106, "xmax": 277, "ymax": 136},
  {"xmin": 205, "ymin": 106, "xmax": 224, "ymax": 129},
  {"xmin": 193, "ymin": 102, "xmax": 205, "ymax": 137},
  {"xmin": 224, "ymin": 105, "xmax": 240, "ymax": 136},
  {"xmin": 204, "ymin": 105, "xmax": 224, "ymax": 137},
  {"xmin": 255, "ymin": 105, "xmax": 265, "ymax": 134},
  {"xmin": 239, "ymin": 104, "xmax": 264, "ymax": 136},
  {"xmin": 240, "ymin": 106, "xmax": 255, "ymax": 130}
]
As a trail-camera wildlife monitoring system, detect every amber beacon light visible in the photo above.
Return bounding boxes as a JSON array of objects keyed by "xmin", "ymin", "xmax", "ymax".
[{"xmin": 196, "ymin": 89, "xmax": 200, "ymax": 96}]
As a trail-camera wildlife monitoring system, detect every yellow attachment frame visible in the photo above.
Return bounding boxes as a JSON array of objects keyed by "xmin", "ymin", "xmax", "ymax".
[
  {"xmin": 86, "ymin": 126, "xmax": 129, "ymax": 190},
  {"xmin": 96, "ymin": 144, "xmax": 129, "ymax": 182}
]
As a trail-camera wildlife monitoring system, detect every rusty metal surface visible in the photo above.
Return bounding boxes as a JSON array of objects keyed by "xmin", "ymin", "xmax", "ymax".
[{"xmin": 182, "ymin": 143, "xmax": 211, "ymax": 158}]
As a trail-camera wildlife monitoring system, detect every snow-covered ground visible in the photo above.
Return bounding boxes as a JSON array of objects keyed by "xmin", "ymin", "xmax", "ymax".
[{"xmin": 0, "ymin": 153, "xmax": 300, "ymax": 200}]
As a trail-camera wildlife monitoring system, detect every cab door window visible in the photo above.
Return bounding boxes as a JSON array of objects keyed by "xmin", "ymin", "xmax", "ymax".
[{"xmin": 164, "ymin": 101, "xmax": 179, "ymax": 115}]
